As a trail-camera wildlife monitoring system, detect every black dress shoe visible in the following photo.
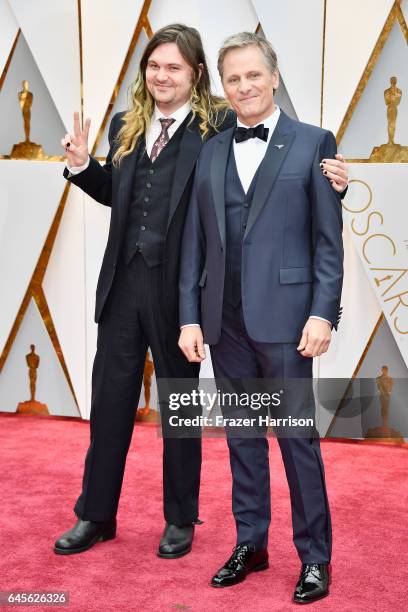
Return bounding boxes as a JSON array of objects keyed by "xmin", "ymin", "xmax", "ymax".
[
  {"xmin": 54, "ymin": 518, "xmax": 116, "ymax": 555},
  {"xmin": 293, "ymin": 563, "xmax": 330, "ymax": 604},
  {"xmin": 157, "ymin": 523, "xmax": 195, "ymax": 558},
  {"xmin": 211, "ymin": 544, "xmax": 269, "ymax": 587}
]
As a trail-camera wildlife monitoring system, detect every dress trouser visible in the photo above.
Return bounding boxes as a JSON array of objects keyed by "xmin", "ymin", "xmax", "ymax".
[
  {"xmin": 74, "ymin": 253, "xmax": 201, "ymax": 525},
  {"xmin": 210, "ymin": 302, "xmax": 332, "ymax": 564}
]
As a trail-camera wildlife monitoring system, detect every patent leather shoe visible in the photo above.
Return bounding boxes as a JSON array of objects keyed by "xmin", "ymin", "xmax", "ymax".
[
  {"xmin": 293, "ymin": 563, "xmax": 330, "ymax": 604},
  {"xmin": 211, "ymin": 544, "xmax": 269, "ymax": 587}
]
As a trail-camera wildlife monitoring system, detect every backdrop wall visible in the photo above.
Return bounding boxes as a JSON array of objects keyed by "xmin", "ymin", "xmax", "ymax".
[{"xmin": 0, "ymin": 0, "xmax": 407, "ymax": 442}]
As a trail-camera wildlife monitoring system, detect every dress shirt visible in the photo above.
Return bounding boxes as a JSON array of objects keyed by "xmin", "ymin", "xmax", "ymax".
[
  {"xmin": 182, "ymin": 105, "xmax": 331, "ymax": 329},
  {"xmin": 234, "ymin": 105, "xmax": 281, "ymax": 193},
  {"xmin": 67, "ymin": 101, "xmax": 192, "ymax": 175},
  {"xmin": 145, "ymin": 101, "xmax": 191, "ymax": 157}
]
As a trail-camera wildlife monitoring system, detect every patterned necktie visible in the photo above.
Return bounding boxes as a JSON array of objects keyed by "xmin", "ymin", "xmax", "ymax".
[{"xmin": 150, "ymin": 117, "xmax": 176, "ymax": 162}]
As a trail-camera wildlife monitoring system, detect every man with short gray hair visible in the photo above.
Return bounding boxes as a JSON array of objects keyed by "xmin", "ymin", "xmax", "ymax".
[{"xmin": 179, "ymin": 31, "xmax": 345, "ymax": 603}]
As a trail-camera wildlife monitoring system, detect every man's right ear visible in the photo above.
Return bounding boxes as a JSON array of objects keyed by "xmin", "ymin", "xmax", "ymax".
[{"xmin": 272, "ymin": 69, "xmax": 280, "ymax": 91}]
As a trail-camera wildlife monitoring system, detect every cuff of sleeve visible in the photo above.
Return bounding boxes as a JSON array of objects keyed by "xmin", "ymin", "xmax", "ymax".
[
  {"xmin": 309, "ymin": 315, "xmax": 332, "ymax": 327},
  {"xmin": 67, "ymin": 156, "xmax": 90, "ymax": 175},
  {"xmin": 180, "ymin": 324, "xmax": 200, "ymax": 329}
]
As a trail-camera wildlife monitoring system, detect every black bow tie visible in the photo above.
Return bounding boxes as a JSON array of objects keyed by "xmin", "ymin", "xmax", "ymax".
[{"xmin": 234, "ymin": 124, "xmax": 269, "ymax": 143}]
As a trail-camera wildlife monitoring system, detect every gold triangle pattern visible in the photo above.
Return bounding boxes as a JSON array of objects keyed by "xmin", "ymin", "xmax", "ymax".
[
  {"xmin": 337, "ymin": 1, "xmax": 408, "ymax": 148},
  {"xmin": 0, "ymin": 0, "xmax": 154, "ymax": 412},
  {"xmin": 0, "ymin": 29, "xmax": 20, "ymax": 93}
]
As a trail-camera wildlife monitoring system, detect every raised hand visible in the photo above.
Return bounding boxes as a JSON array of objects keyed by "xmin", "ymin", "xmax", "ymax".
[{"xmin": 61, "ymin": 111, "xmax": 91, "ymax": 168}]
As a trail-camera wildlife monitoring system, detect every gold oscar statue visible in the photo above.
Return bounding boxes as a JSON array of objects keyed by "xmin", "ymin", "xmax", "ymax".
[
  {"xmin": 0, "ymin": 80, "xmax": 63, "ymax": 160},
  {"xmin": 7, "ymin": 81, "xmax": 46, "ymax": 159},
  {"xmin": 136, "ymin": 351, "xmax": 159, "ymax": 423},
  {"xmin": 385, "ymin": 76, "xmax": 401, "ymax": 145},
  {"xmin": 365, "ymin": 365, "xmax": 403, "ymax": 444},
  {"xmin": 20, "ymin": 79, "xmax": 33, "ymax": 142},
  {"xmin": 16, "ymin": 344, "xmax": 49, "ymax": 416},
  {"xmin": 370, "ymin": 77, "xmax": 408, "ymax": 162}
]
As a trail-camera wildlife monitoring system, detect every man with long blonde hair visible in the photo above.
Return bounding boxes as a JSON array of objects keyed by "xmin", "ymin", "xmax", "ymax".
[{"xmin": 55, "ymin": 24, "xmax": 348, "ymax": 560}]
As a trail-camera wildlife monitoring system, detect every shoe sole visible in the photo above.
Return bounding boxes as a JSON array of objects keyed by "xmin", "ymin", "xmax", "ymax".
[
  {"xmin": 53, "ymin": 531, "xmax": 116, "ymax": 555},
  {"xmin": 210, "ymin": 561, "xmax": 269, "ymax": 588},
  {"xmin": 293, "ymin": 591, "xmax": 329, "ymax": 605},
  {"xmin": 156, "ymin": 545, "xmax": 192, "ymax": 559}
]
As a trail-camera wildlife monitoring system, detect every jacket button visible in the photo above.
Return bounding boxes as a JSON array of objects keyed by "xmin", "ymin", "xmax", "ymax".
[
  {"xmin": 146, "ymin": 182, "xmax": 152, "ymax": 188},
  {"xmin": 141, "ymin": 225, "xmax": 146, "ymax": 231},
  {"xmin": 149, "ymin": 169, "xmax": 154, "ymax": 174}
]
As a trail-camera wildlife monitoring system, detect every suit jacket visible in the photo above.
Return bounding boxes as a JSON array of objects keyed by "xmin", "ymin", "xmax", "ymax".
[
  {"xmin": 179, "ymin": 110, "xmax": 344, "ymax": 345},
  {"xmin": 63, "ymin": 110, "xmax": 236, "ymax": 324}
]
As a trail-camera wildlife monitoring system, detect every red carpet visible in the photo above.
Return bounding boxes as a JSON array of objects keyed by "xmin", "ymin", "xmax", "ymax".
[{"xmin": 0, "ymin": 414, "xmax": 407, "ymax": 611}]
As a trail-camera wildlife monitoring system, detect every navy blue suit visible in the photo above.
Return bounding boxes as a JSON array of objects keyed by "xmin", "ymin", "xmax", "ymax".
[
  {"xmin": 179, "ymin": 111, "xmax": 344, "ymax": 562},
  {"xmin": 179, "ymin": 111, "xmax": 343, "ymax": 341}
]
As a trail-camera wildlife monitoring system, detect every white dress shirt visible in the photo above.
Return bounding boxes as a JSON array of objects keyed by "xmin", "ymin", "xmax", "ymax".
[
  {"xmin": 145, "ymin": 101, "xmax": 191, "ymax": 157},
  {"xmin": 234, "ymin": 105, "xmax": 281, "ymax": 193},
  {"xmin": 183, "ymin": 105, "xmax": 331, "ymax": 329},
  {"xmin": 67, "ymin": 101, "xmax": 192, "ymax": 174}
]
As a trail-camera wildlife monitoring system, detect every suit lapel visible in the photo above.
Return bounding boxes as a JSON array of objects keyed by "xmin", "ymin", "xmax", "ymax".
[
  {"xmin": 167, "ymin": 114, "xmax": 203, "ymax": 229},
  {"xmin": 210, "ymin": 126, "xmax": 235, "ymax": 249},
  {"xmin": 243, "ymin": 112, "xmax": 296, "ymax": 240}
]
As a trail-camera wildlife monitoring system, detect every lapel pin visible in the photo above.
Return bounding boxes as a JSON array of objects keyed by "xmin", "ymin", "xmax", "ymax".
[{"xmin": 274, "ymin": 144, "xmax": 285, "ymax": 149}]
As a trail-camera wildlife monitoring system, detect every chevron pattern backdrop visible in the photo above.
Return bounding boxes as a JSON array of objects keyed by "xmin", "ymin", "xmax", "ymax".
[{"xmin": 0, "ymin": 0, "xmax": 407, "ymax": 443}]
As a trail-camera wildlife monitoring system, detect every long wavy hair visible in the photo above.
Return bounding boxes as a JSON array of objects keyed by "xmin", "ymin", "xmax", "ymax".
[{"xmin": 112, "ymin": 24, "xmax": 229, "ymax": 167}]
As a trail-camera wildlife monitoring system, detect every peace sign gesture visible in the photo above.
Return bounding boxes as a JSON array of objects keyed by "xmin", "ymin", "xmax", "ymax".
[{"xmin": 61, "ymin": 111, "xmax": 91, "ymax": 167}]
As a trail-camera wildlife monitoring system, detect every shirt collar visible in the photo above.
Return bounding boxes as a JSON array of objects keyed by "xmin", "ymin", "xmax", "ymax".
[
  {"xmin": 236, "ymin": 105, "xmax": 280, "ymax": 140},
  {"xmin": 152, "ymin": 101, "xmax": 191, "ymax": 125}
]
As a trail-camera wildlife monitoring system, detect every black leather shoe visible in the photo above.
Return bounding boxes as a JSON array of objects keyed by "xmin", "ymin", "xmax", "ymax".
[
  {"xmin": 211, "ymin": 544, "xmax": 269, "ymax": 587},
  {"xmin": 293, "ymin": 563, "xmax": 330, "ymax": 604},
  {"xmin": 157, "ymin": 523, "xmax": 195, "ymax": 558},
  {"xmin": 54, "ymin": 518, "xmax": 116, "ymax": 555}
]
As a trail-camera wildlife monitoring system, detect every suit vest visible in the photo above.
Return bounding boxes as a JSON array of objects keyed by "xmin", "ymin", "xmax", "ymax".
[
  {"xmin": 122, "ymin": 114, "xmax": 189, "ymax": 267},
  {"xmin": 224, "ymin": 142, "xmax": 261, "ymax": 307}
]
